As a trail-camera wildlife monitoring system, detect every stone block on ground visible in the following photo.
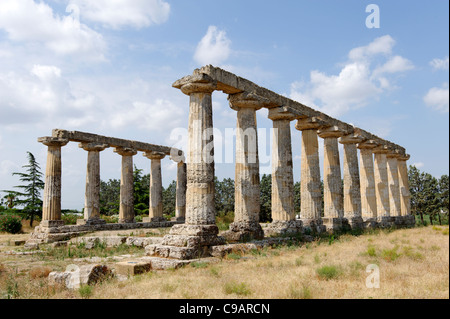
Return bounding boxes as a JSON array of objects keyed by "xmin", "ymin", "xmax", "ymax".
[{"xmin": 115, "ymin": 261, "xmax": 151, "ymax": 276}]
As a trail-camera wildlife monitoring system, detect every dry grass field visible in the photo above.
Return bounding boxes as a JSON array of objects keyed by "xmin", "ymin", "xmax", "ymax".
[{"xmin": 0, "ymin": 225, "xmax": 448, "ymax": 299}]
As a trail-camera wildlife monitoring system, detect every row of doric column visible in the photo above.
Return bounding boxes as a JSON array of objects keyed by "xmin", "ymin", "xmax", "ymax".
[
  {"xmin": 37, "ymin": 136, "xmax": 187, "ymax": 226},
  {"xmin": 170, "ymin": 74, "xmax": 412, "ymax": 242}
]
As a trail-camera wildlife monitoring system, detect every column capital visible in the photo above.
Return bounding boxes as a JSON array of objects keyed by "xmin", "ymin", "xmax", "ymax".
[
  {"xmin": 268, "ymin": 106, "xmax": 296, "ymax": 121},
  {"xmin": 78, "ymin": 142, "xmax": 109, "ymax": 152},
  {"xmin": 398, "ymin": 154, "xmax": 411, "ymax": 161},
  {"xmin": 357, "ymin": 139, "xmax": 378, "ymax": 150},
  {"xmin": 38, "ymin": 136, "xmax": 69, "ymax": 147},
  {"xmin": 339, "ymin": 132, "xmax": 365, "ymax": 145},
  {"xmin": 372, "ymin": 144, "xmax": 390, "ymax": 154},
  {"xmin": 144, "ymin": 151, "xmax": 166, "ymax": 160},
  {"xmin": 386, "ymin": 149, "xmax": 402, "ymax": 159},
  {"xmin": 114, "ymin": 147, "xmax": 137, "ymax": 156},
  {"xmin": 173, "ymin": 73, "xmax": 217, "ymax": 95},
  {"xmin": 228, "ymin": 91, "xmax": 276, "ymax": 111},
  {"xmin": 295, "ymin": 117, "xmax": 327, "ymax": 131},
  {"xmin": 318, "ymin": 125, "xmax": 345, "ymax": 139}
]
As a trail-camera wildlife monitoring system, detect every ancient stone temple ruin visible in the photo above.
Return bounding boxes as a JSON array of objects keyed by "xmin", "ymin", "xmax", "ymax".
[{"xmin": 27, "ymin": 65, "xmax": 415, "ymax": 260}]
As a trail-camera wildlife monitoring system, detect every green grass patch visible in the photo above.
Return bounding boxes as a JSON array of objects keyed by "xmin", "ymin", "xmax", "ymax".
[
  {"xmin": 224, "ymin": 281, "xmax": 252, "ymax": 296},
  {"xmin": 316, "ymin": 265, "xmax": 341, "ymax": 280}
]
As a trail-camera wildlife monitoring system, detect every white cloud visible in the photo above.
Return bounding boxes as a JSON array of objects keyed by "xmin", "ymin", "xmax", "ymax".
[
  {"xmin": 70, "ymin": 0, "xmax": 170, "ymax": 29},
  {"xmin": 290, "ymin": 35, "xmax": 414, "ymax": 117},
  {"xmin": 194, "ymin": 26, "xmax": 232, "ymax": 66},
  {"xmin": 430, "ymin": 56, "xmax": 449, "ymax": 71},
  {"xmin": 412, "ymin": 162, "xmax": 424, "ymax": 169},
  {"xmin": 423, "ymin": 83, "xmax": 449, "ymax": 113},
  {"xmin": 0, "ymin": 0, "xmax": 106, "ymax": 60}
]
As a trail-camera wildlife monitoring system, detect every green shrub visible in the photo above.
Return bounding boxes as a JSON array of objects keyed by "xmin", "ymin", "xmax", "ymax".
[
  {"xmin": 224, "ymin": 282, "xmax": 251, "ymax": 296},
  {"xmin": 0, "ymin": 214, "xmax": 23, "ymax": 234},
  {"xmin": 61, "ymin": 214, "xmax": 78, "ymax": 225},
  {"xmin": 316, "ymin": 265, "xmax": 341, "ymax": 280},
  {"xmin": 78, "ymin": 285, "xmax": 93, "ymax": 299}
]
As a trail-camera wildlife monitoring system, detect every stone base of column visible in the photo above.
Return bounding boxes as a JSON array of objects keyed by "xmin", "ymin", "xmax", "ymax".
[
  {"xmin": 76, "ymin": 218, "xmax": 106, "ymax": 226},
  {"xmin": 362, "ymin": 218, "xmax": 379, "ymax": 229},
  {"xmin": 393, "ymin": 215, "xmax": 416, "ymax": 228},
  {"xmin": 143, "ymin": 216, "xmax": 166, "ymax": 223},
  {"xmin": 40, "ymin": 220, "xmax": 65, "ymax": 228},
  {"xmin": 322, "ymin": 218, "xmax": 351, "ymax": 233},
  {"xmin": 221, "ymin": 221, "xmax": 265, "ymax": 242},
  {"xmin": 347, "ymin": 217, "xmax": 365, "ymax": 230},
  {"xmin": 146, "ymin": 224, "xmax": 226, "ymax": 260},
  {"xmin": 301, "ymin": 218, "xmax": 327, "ymax": 234},
  {"xmin": 377, "ymin": 216, "xmax": 395, "ymax": 228},
  {"xmin": 118, "ymin": 218, "xmax": 135, "ymax": 224},
  {"xmin": 404, "ymin": 215, "xmax": 416, "ymax": 228},
  {"xmin": 263, "ymin": 220, "xmax": 303, "ymax": 237}
]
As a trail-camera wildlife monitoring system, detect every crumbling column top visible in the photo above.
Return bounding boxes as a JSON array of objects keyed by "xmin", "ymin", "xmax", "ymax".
[
  {"xmin": 268, "ymin": 106, "xmax": 297, "ymax": 121},
  {"xmin": 318, "ymin": 125, "xmax": 346, "ymax": 139},
  {"xmin": 229, "ymin": 91, "xmax": 278, "ymax": 110},
  {"xmin": 38, "ymin": 136, "xmax": 69, "ymax": 147},
  {"xmin": 358, "ymin": 139, "xmax": 379, "ymax": 149},
  {"xmin": 295, "ymin": 117, "xmax": 327, "ymax": 131},
  {"xmin": 144, "ymin": 151, "xmax": 166, "ymax": 160},
  {"xmin": 114, "ymin": 147, "xmax": 137, "ymax": 157},
  {"xmin": 372, "ymin": 144, "xmax": 391, "ymax": 154},
  {"xmin": 173, "ymin": 73, "xmax": 217, "ymax": 95},
  {"xmin": 398, "ymin": 154, "xmax": 411, "ymax": 161},
  {"xmin": 339, "ymin": 132, "xmax": 365, "ymax": 145},
  {"xmin": 78, "ymin": 142, "xmax": 109, "ymax": 152}
]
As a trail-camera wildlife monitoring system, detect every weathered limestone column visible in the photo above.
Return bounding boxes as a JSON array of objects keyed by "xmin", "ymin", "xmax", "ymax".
[
  {"xmin": 38, "ymin": 137, "xmax": 69, "ymax": 227},
  {"xmin": 175, "ymin": 159, "xmax": 187, "ymax": 222},
  {"xmin": 373, "ymin": 145, "xmax": 393, "ymax": 227},
  {"xmin": 339, "ymin": 133, "xmax": 364, "ymax": 229},
  {"xmin": 358, "ymin": 140, "xmax": 378, "ymax": 227},
  {"xmin": 78, "ymin": 142, "xmax": 109, "ymax": 225},
  {"xmin": 295, "ymin": 117, "xmax": 326, "ymax": 233},
  {"xmin": 264, "ymin": 107, "xmax": 302, "ymax": 237},
  {"xmin": 143, "ymin": 151, "xmax": 166, "ymax": 223},
  {"xmin": 114, "ymin": 147, "xmax": 137, "ymax": 224},
  {"xmin": 398, "ymin": 154, "xmax": 414, "ymax": 226},
  {"xmin": 318, "ymin": 126, "xmax": 347, "ymax": 232},
  {"xmin": 146, "ymin": 73, "xmax": 225, "ymax": 260},
  {"xmin": 223, "ymin": 92, "xmax": 269, "ymax": 241},
  {"xmin": 387, "ymin": 151, "xmax": 402, "ymax": 224}
]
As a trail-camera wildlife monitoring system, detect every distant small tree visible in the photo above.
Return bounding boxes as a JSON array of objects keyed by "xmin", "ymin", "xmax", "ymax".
[
  {"xmin": 2, "ymin": 152, "xmax": 44, "ymax": 226},
  {"xmin": 162, "ymin": 180, "xmax": 176, "ymax": 217},
  {"xmin": 260, "ymin": 174, "xmax": 272, "ymax": 222}
]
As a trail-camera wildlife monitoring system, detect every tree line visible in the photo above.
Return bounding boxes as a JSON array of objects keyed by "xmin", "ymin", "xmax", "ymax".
[{"xmin": 1, "ymin": 152, "xmax": 449, "ymax": 227}]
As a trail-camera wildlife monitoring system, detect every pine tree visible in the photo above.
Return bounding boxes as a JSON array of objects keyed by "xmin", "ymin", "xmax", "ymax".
[{"xmin": 3, "ymin": 152, "xmax": 44, "ymax": 226}]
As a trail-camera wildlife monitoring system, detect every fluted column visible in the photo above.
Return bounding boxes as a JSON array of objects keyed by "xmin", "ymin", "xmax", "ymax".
[
  {"xmin": 318, "ymin": 126, "xmax": 345, "ymax": 231},
  {"xmin": 358, "ymin": 140, "xmax": 378, "ymax": 226},
  {"xmin": 339, "ymin": 134, "xmax": 364, "ymax": 228},
  {"xmin": 373, "ymin": 145, "xmax": 393, "ymax": 227},
  {"xmin": 398, "ymin": 154, "xmax": 413, "ymax": 226},
  {"xmin": 175, "ymin": 160, "xmax": 187, "ymax": 222},
  {"xmin": 295, "ymin": 117, "xmax": 326, "ymax": 232},
  {"xmin": 387, "ymin": 151, "xmax": 401, "ymax": 218},
  {"xmin": 144, "ymin": 151, "xmax": 166, "ymax": 223},
  {"xmin": 264, "ymin": 107, "xmax": 303, "ymax": 236},
  {"xmin": 79, "ymin": 142, "xmax": 109, "ymax": 225},
  {"xmin": 114, "ymin": 147, "xmax": 137, "ymax": 224},
  {"xmin": 38, "ymin": 137, "xmax": 69, "ymax": 227},
  {"xmin": 224, "ymin": 92, "xmax": 270, "ymax": 241}
]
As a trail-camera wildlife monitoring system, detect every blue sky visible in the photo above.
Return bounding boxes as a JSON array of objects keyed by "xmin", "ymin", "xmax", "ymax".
[{"xmin": 0, "ymin": 0, "xmax": 448, "ymax": 210}]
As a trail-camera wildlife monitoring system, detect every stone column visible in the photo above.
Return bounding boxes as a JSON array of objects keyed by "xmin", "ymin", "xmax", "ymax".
[
  {"xmin": 264, "ymin": 107, "xmax": 302, "ymax": 237},
  {"xmin": 387, "ymin": 151, "xmax": 402, "ymax": 224},
  {"xmin": 114, "ymin": 147, "xmax": 137, "ymax": 224},
  {"xmin": 295, "ymin": 117, "xmax": 326, "ymax": 233},
  {"xmin": 373, "ymin": 145, "xmax": 393, "ymax": 227},
  {"xmin": 175, "ymin": 160, "xmax": 187, "ymax": 222},
  {"xmin": 143, "ymin": 151, "xmax": 166, "ymax": 223},
  {"xmin": 358, "ymin": 140, "xmax": 378, "ymax": 227},
  {"xmin": 339, "ymin": 133, "xmax": 364, "ymax": 229},
  {"xmin": 223, "ymin": 92, "xmax": 268, "ymax": 241},
  {"xmin": 398, "ymin": 154, "xmax": 414, "ymax": 226},
  {"xmin": 38, "ymin": 137, "xmax": 69, "ymax": 227},
  {"xmin": 78, "ymin": 142, "xmax": 109, "ymax": 225},
  {"xmin": 146, "ymin": 73, "xmax": 225, "ymax": 260},
  {"xmin": 318, "ymin": 126, "xmax": 347, "ymax": 231}
]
